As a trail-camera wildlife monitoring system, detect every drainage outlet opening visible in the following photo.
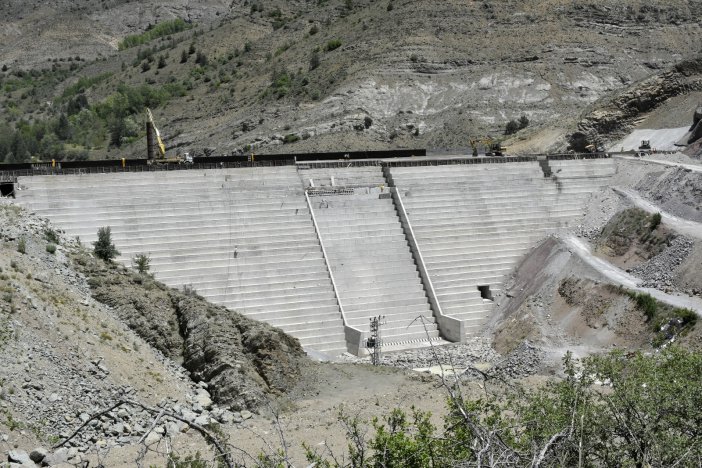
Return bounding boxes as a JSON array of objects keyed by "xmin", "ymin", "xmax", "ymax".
[
  {"xmin": 478, "ymin": 285, "xmax": 493, "ymax": 301},
  {"xmin": 0, "ymin": 182, "xmax": 14, "ymax": 198}
]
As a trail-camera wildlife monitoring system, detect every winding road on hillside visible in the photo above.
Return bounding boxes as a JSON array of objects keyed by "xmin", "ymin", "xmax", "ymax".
[
  {"xmin": 562, "ymin": 236, "xmax": 702, "ymax": 315},
  {"xmin": 614, "ymin": 155, "xmax": 702, "ymax": 173},
  {"xmin": 612, "ymin": 187, "xmax": 702, "ymax": 240}
]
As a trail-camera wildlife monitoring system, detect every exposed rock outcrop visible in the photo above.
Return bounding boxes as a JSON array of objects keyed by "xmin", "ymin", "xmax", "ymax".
[{"xmin": 569, "ymin": 57, "xmax": 702, "ymax": 149}]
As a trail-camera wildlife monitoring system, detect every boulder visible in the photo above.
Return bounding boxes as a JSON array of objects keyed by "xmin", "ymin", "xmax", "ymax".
[{"xmin": 29, "ymin": 448, "xmax": 47, "ymax": 463}]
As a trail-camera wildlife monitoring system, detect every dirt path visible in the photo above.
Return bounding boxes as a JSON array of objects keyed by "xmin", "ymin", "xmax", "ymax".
[
  {"xmin": 562, "ymin": 235, "xmax": 702, "ymax": 315},
  {"xmin": 612, "ymin": 187, "xmax": 702, "ymax": 240},
  {"xmin": 614, "ymin": 155, "xmax": 702, "ymax": 172}
]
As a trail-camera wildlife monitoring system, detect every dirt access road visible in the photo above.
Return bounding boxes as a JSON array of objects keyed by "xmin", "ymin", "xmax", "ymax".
[
  {"xmin": 612, "ymin": 187, "xmax": 702, "ymax": 240},
  {"xmin": 562, "ymin": 235, "xmax": 702, "ymax": 315}
]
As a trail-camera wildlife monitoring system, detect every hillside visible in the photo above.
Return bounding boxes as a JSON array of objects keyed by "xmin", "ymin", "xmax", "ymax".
[{"xmin": 1, "ymin": 0, "xmax": 701, "ymax": 161}]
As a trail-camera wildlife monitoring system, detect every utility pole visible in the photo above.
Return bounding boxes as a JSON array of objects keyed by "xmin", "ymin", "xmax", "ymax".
[{"xmin": 367, "ymin": 315, "xmax": 385, "ymax": 366}]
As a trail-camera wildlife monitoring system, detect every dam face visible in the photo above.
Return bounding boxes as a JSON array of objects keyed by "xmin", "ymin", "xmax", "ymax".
[{"xmin": 13, "ymin": 157, "xmax": 615, "ymax": 356}]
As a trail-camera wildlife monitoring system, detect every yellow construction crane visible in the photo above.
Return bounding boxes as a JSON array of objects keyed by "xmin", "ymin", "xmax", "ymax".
[
  {"xmin": 146, "ymin": 108, "xmax": 166, "ymax": 158},
  {"xmin": 145, "ymin": 108, "xmax": 191, "ymax": 164}
]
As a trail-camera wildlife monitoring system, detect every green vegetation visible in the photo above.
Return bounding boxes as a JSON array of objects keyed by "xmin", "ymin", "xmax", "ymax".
[
  {"xmin": 325, "ymin": 39, "xmax": 342, "ymax": 51},
  {"xmin": 132, "ymin": 253, "xmax": 151, "ymax": 274},
  {"xmin": 650, "ymin": 211, "xmax": 662, "ymax": 230},
  {"xmin": 45, "ymin": 243, "xmax": 56, "ymax": 254},
  {"xmin": 60, "ymin": 73, "xmax": 112, "ymax": 100},
  {"xmin": 304, "ymin": 347, "xmax": 702, "ymax": 467},
  {"xmin": 598, "ymin": 208, "xmax": 673, "ymax": 258},
  {"xmin": 283, "ymin": 133, "xmax": 300, "ymax": 144},
  {"xmin": 118, "ymin": 19, "xmax": 192, "ymax": 50},
  {"xmin": 624, "ymin": 289, "xmax": 697, "ymax": 345},
  {"xmin": 44, "ymin": 227, "xmax": 60, "ymax": 244},
  {"xmin": 264, "ymin": 69, "xmax": 313, "ymax": 100},
  {"xmin": 1, "ymin": 80, "xmax": 184, "ymax": 162},
  {"xmin": 17, "ymin": 237, "xmax": 26, "ymax": 254},
  {"xmin": 505, "ymin": 115, "xmax": 529, "ymax": 135},
  {"xmin": 93, "ymin": 226, "xmax": 120, "ymax": 262}
]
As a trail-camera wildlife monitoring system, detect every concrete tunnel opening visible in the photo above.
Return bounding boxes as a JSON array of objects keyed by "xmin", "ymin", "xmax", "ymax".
[
  {"xmin": 478, "ymin": 285, "xmax": 493, "ymax": 301},
  {"xmin": 0, "ymin": 182, "xmax": 15, "ymax": 198}
]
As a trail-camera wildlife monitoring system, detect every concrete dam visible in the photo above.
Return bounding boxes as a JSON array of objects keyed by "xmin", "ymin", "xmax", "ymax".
[{"xmin": 13, "ymin": 156, "xmax": 616, "ymax": 356}]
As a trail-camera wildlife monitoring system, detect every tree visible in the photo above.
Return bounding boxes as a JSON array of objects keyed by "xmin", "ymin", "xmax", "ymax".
[
  {"xmin": 188, "ymin": 42, "xmax": 196, "ymax": 55},
  {"xmin": 180, "ymin": 49, "xmax": 188, "ymax": 63},
  {"xmin": 132, "ymin": 253, "xmax": 151, "ymax": 274},
  {"xmin": 195, "ymin": 52, "xmax": 208, "ymax": 66},
  {"xmin": 108, "ymin": 117, "xmax": 126, "ymax": 147},
  {"xmin": 157, "ymin": 55, "xmax": 167, "ymax": 69},
  {"xmin": 650, "ymin": 212, "xmax": 662, "ymax": 230},
  {"xmin": 519, "ymin": 115, "xmax": 529, "ymax": 129},
  {"xmin": 305, "ymin": 347, "xmax": 702, "ymax": 467},
  {"xmin": 505, "ymin": 119, "xmax": 519, "ymax": 135},
  {"xmin": 93, "ymin": 226, "xmax": 119, "ymax": 262},
  {"xmin": 55, "ymin": 113, "xmax": 71, "ymax": 141}
]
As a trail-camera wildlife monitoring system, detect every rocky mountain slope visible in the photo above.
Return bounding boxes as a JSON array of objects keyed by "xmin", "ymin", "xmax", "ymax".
[
  {"xmin": 0, "ymin": 200, "xmax": 306, "ymax": 465},
  {"xmin": 1, "ymin": 0, "xmax": 701, "ymax": 160}
]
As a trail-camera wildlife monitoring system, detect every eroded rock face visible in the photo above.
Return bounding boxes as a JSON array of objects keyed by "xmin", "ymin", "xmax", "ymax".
[
  {"xmin": 174, "ymin": 295, "xmax": 305, "ymax": 410},
  {"xmin": 572, "ymin": 57, "xmax": 702, "ymax": 147},
  {"xmin": 74, "ymin": 255, "xmax": 306, "ymax": 411}
]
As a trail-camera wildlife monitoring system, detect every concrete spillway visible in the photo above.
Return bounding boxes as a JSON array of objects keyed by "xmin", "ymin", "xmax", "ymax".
[{"xmin": 13, "ymin": 157, "xmax": 616, "ymax": 356}]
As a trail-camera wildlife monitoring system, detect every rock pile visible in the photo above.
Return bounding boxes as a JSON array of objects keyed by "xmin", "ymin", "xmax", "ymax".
[
  {"xmin": 3, "ymin": 384, "xmax": 255, "ymax": 467},
  {"xmin": 630, "ymin": 235, "xmax": 694, "ymax": 291},
  {"xmin": 345, "ymin": 338, "xmax": 544, "ymax": 382}
]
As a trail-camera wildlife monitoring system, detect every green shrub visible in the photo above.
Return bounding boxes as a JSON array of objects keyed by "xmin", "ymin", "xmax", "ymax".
[
  {"xmin": 118, "ymin": 19, "xmax": 192, "ymax": 50},
  {"xmin": 93, "ymin": 226, "xmax": 120, "ymax": 262},
  {"xmin": 283, "ymin": 133, "xmax": 300, "ymax": 144},
  {"xmin": 650, "ymin": 212, "xmax": 662, "ymax": 230},
  {"xmin": 17, "ymin": 237, "xmax": 25, "ymax": 254},
  {"xmin": 631, "ymin": 291, "xmax": 658, "ymax": 321},
  {"xmin": 505, "ymin": 119, "xmax": 519, "ymax": 135},
  {"xmin": 44, "ymin": 227, "xmax": 60, "ymax": 244},
  {"xmin": 132, "ymin": 253, "xmax": 151, "ymax": 274},
  {"xmin": 45, "ymin": 244, "xmax": 56, "ymax": 254},
  {"xmin": 325, "ymin": 39, "xmax": 342, "ymax": 52}
]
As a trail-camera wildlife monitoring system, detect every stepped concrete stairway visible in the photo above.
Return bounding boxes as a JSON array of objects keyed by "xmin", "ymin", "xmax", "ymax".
[
  {"xmin": 15, "ymin": 167, "xmax": 348, "ymax": 354},
  {"xmin": 388, "ymin": 159, "xmax": 616, "ymax": 335},
  {"xmin": 301, "ymin": 165, "xmax": 444, "ymax": 350}
]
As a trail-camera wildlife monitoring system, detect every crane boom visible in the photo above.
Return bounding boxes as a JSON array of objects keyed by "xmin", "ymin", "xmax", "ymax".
[{"xmin": 146, "ymin": 108, "xmax": 166, "ymax": 157}]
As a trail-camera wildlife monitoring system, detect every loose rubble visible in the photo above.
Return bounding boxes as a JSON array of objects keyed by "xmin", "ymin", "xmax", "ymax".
[
  {"xmin": 344, "ymin": 338, "xmax": 545, "ymax": 381},
  {"xmin": 630, "ymin": 235, "xmax": 694, "ymax": 291}
]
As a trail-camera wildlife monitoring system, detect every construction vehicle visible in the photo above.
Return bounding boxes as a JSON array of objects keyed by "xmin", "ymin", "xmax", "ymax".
[
  {"xmin": 146, "ymin": 108, "xmax": 192, "ymax": 165},
  {"xmin": 483, "ymin": 138, "xmax": 506, "ymax": 156},
  {"xmin": 638, "ymin": 140, "xmax": 651, "ymax": 151}
]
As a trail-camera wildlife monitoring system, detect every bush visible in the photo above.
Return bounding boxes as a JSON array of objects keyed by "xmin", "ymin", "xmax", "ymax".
[
  {"xmin": 17, "ymin": 237, "xmax": 25, "ymax": 254},
  {"xmin": 132, "ymin": 253, "xmax": 151, "ymax": 274},
  {"xmin": 519, "ymin": 115, "xmax": 529, "ymax": 129},
  {"xmin": 505, "ymin": 119, "xmax": 520, "ymax": 135},
  {"xmin": 118, "ymin": 19, "xmax": 192, "ymax": 50},
  {"xmin": 325, "ymin": 39, "xmax": 342, "ymax": 52},
  {"xmin": 283, "ymin": 133, "xmax": 300, "ymax": 144},
  {"xmin": 93, "ymin": 226, "xmax": 120, "ymax": 262},
  {"xmin": 631, "ymin": 291, "xmax": 658, "ymax": 321},
  {"xmin": 45, "ymin": 243, "xmax": 56, "ymax": 254},
  {"xmin": 44, "ymin": 227, "xmax": 60, "ymax": 244},
  {"xmin": 306, "ymin": 347, "xmax": 702, "ymax": 468},
  {"xmin": 650, "ymin": 212, "xmax": 662, "ymax": 230}
]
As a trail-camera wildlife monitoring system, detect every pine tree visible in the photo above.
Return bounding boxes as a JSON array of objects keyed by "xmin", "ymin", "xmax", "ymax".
[{"xmin": 93, "ymin": 226, "xmax": 120, "ymax": 262}]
